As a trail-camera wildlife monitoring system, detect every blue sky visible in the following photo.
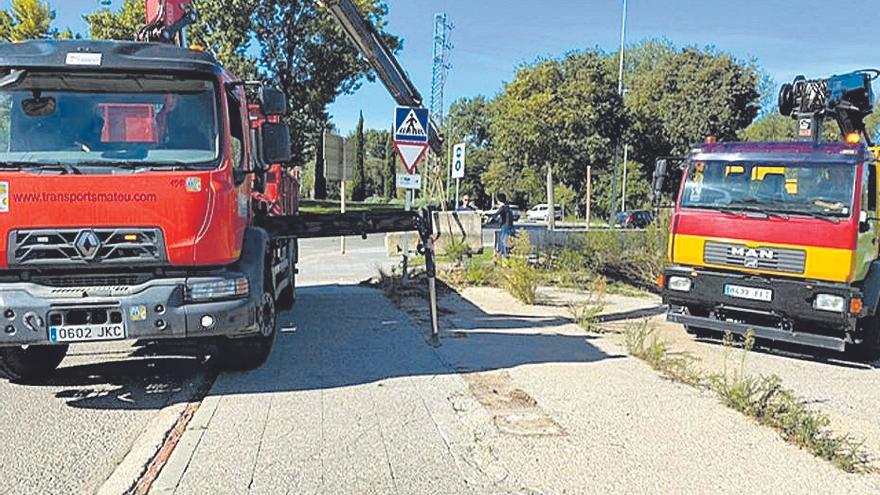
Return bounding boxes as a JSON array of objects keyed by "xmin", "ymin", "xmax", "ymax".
[{"xmin": 6, "ymin": 0, "xmax": 880, "ymax": 133}]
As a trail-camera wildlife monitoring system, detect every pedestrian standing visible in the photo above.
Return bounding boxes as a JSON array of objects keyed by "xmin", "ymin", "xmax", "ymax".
[
  {"xmin": 490, "ymin": 193, "xmax": 515, "ymax": 257},
  {"xmin": 458, "ymin": 195, "xmax": 475, "ymax": 211}
]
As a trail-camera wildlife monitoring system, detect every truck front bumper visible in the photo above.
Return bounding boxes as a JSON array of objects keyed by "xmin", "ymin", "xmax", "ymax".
[
  {"xmin": 662, "ymin": 266, "xmax": 862, "ymax": 352},
  {"xmin": 0, "ymin": 275, "xmax": 258, "ymax": 347}
]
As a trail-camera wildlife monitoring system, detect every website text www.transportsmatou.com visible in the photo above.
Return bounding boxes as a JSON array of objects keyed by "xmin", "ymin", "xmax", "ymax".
[{"xmin": 11, "ymin": 191, "xmax": 158, "ymax": 204}]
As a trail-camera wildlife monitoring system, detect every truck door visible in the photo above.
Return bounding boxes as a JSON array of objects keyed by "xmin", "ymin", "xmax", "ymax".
[{"xmin": 226, "ymin": 86, "xmax": 252, "ymax": 228}]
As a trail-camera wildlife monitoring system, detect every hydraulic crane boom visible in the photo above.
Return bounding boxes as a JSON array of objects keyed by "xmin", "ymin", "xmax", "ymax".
[
  {"xmin": 318, "ymin": 0, "xmax": 444, "ymax": 155},
  {"xmin": 778, "ymin": 70, "xmax": 878, "ymax": 145}
]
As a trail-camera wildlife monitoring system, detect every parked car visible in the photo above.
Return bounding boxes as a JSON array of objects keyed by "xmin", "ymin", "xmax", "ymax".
[
  {"xmin": 614, "ymin": 210, "xmax": 654, "ymax": 229},
  {"xmin": 526, "ymin": 204, "xmax": 563, "ymax": 222},
  {"xmin": 482, "ymin": 205, "xmax": 522, "ymax": 224}
]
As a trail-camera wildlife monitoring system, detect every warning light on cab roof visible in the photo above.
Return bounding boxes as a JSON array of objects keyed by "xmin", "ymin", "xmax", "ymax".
[{"xmin": 845, "ymin": 132, "xmax": 861, "ymax": 144}]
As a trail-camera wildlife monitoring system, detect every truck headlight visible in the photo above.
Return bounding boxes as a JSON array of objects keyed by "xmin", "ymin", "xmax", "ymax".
[
  {"xmin": 813, "ymin": 294, "xmax": 845, "ymax": 313},
  {"xmin": 667, "ymin": 276, "xmax": 692, "ymax": 292},
  {"xmin": 187, "ymin": 277, "xmax": 249, "ymax": 302}
]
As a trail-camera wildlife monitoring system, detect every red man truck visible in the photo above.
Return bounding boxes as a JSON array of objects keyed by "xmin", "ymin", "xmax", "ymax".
[{"xmin": 655, "ymin": 70, "xmax": 880, "ymax": 358}]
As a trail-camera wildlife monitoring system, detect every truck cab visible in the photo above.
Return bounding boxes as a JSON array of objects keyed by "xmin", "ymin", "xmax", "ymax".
[
  {"xmin": 658, "ymin": 140, "xmax": 880, "ymax": 354},
  {"xmin": 0, "ymin": 40, "xmax": 296, "ymax": 380}
]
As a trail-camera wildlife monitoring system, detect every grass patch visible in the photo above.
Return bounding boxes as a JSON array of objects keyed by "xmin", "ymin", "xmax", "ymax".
[
  {"xmin": 568, "ymin": 276, "xmax": 608, "ymax": 333},
  {"xmin": 623, "ymin": 323, "xmax": 872, "ymax": 473}
]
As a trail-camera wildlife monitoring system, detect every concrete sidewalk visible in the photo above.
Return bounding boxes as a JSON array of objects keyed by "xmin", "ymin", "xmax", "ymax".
[{"xmin": 152, "ymin": 284, "xmax": 880, "ymax": 494}]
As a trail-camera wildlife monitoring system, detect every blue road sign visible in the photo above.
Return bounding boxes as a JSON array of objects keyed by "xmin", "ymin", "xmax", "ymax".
[{"xmin": 394, "ymin": 106, "xmax": 429, "ymax": 144}]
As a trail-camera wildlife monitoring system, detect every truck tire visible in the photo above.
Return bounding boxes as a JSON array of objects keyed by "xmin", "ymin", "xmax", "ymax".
[
  {"xmin": 0, "ymin": 344, "xmax": 68, "ymax": 382},
  {"xmin": 851, "ymin": 317, "xmax": 880, "ymax": 362},
  {"xmin": 277, "ymin": 240, "xmax": 296, "ymax": 311},
  {"xmin": 216, "ymin": 290, "xmax": 277, "ymax": 371}
]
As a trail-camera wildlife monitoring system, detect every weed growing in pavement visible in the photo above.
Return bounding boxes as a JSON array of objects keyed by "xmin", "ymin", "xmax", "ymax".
[
  {"xmin": 710, "ymin": 332, "xmax": 871, "ymax": 473},
  {"xmin": 624, "ymin": 324, "xmax": 873, "ymax": 473},
  {"xmin": 500, "ymin": 233, "xmax": 540, "ymax": 305},
  {"xmin": 568, "ymin": 276, "xmax": 608, "ymax": 333},
  {"xmin": 443, "ymin": 237, "xmax": 471, "ymax": 267},
  {"xmin": 623, "ymin": 320, "xmax": 703, "ymax": 386}
]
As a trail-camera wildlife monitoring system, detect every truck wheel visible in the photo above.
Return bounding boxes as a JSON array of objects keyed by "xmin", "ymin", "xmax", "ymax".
[
  {"xmin": 850, "ymin": 317, "xmax": 880, "ymax": 363},
  {"xmin": 0, "ymin": 344, "xmax": 68, "ymax": 382},
  {"xmin": 277, "ymin": 241, "xmax": 296, "ymax": 311},
  {"xmin": 217, "ymin": 291, "xmax": 277, "ymax": 371}
]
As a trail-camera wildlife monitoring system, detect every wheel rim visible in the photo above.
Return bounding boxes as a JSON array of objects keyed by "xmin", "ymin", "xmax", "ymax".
[{"xmin": 257, "ymin": 292, "xmax": 276, "ymax": 338}]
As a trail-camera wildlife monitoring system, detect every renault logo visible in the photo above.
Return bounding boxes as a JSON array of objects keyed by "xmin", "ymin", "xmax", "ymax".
[{"xmin": 74, "ymin": 230, "xmax": 101, "ymax": 260}]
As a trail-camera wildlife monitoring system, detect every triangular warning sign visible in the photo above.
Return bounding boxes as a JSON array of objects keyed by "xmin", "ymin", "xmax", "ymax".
[
  {"xmin": 396, "ymin": 109, "xmax": 427, "ymax": 139},
  {"xmin": 395, "ymin": 142, "xmax": 428, "ymax": 174}
]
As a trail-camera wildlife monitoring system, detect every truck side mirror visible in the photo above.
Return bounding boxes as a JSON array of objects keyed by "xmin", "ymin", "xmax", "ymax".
[
  {"xmin": 259, "ymin": 87, "xmax": 287, "ymax": 117},
  {"xmin": 652, "ymin": 159, "xmax": 668, "ymax": 207},
  {"xmin": 261, "ymin": 122, "xmax": 291, "ymax": 164}
]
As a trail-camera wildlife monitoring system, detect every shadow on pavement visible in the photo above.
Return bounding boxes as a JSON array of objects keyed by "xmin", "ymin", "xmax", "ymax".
[
  {"xmin": 22, "ymin": 342, "xmax": 211, "ymax": 410},
  {"xmin": 212, "ymin": 284, "xmax": 621, "ymax": 396},
  {"xmin": 30, "ymin": 283, "xmax": 619, "ymax": 408}
]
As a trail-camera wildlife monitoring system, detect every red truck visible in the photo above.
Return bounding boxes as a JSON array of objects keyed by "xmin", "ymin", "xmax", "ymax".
[
  {"xmin": 0, "ymin": 0, "xmax": 445, "ymax": 382},
  {"xmin": 0, "ymin": 24, "xmax": 298, "ymax": 380}
]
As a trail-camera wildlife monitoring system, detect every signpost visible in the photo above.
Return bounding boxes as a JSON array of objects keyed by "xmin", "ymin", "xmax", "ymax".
[
  {"xmin": 393, "ymin": 106, "xmax": 430, "ymax": 282},
  {"xmin": 451, "ymin": 142, "xmax": 465, "ymax": 208},
  {"xmin": 324, "ymin": 131, "xmax": 354, "ymax": 254}
]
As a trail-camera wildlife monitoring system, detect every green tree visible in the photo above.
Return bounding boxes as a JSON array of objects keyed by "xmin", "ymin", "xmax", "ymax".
[
  {"xmin": 0, "ymin": 0, "xmax": 69, "ymax": 41},
  {"xmin": 491, "ymin": 51, "xmax": 624, "ymax": 209},
  {"xmin": 350, "ymin": 112, "xmax": 367, "ymax": 201},
  {"xmin": 740, "ymin": 112, "xmax": 798, "ymax": 141},
  {"xmin": 447, "ymin": 96, "xmax": 494, "ymax": 206},
  {"xmin": 554, "ymin": 183, "xmax": 576, "ymax": 216},
  {"xmin": 252, "ymin": 0, "xmax": 399, "ymax": 166},
  {"xmin": 383, "ymin": 129, "xmax": 396, "ymax": 199},
  {"xmin": 10, "ymin": 0, "xmax": 53, "ymax": 41},
  {"xmin": 85, "ymin": 0, "xmax": 142, "ymax": 41},
  {"xmin": 624, "ymin": 41, "xmax": 762, "ymax": 165}
]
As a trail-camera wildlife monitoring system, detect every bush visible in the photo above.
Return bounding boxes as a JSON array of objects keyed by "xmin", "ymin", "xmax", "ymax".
[
  {"xmin": 501, "ymin": 233, "xmax": 540, "ymax": 304},
  {"xmin": 443, "ymin": 237, "xmax": 471, "ymax": 266}
]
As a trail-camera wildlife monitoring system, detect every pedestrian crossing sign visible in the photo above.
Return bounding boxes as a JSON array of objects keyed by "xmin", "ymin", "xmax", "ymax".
[{"xmin": 394, "ymin": 106, "xmax": 429, "ymax": 143}]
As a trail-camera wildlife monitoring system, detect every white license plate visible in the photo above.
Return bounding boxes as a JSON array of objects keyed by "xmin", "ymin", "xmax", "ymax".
[
  {"xmin": 49, "ymin": 323, "xmax": 125, "ymax": 344},
  {"xmin": 724, "ymin": 284, "xmax": 773, "ymax": 302}
]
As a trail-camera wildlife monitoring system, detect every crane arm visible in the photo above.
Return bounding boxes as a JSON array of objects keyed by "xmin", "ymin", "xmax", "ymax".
[{"xmin": 318, "ymin": 0, "xmax": 444, "ymax": 155}]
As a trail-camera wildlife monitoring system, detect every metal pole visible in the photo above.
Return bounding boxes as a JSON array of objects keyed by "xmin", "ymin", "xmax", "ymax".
[
  {"xmin": 445, "ymin": 116, "xmax": 454, "ymax": 205},
  {"xmin": 402, "ymin": 189, "xmax": 411, "ymax": 280},
  {"xmin": 340, "ymin": 180, "xmax": 346, "ymax": 254},
  {"xmin": 621, "ymin": 144, "xmax": 628, "ymax": 212},
  {"xmin": 610, "ymin": 0, "xmax": 628, "ymax": 222},
  {"xmin": 455, "ymin": 178, "xmax": 460, "ymax": 209},
  {"xmin": 547, "ymin": 166, "xmax": 556, "ymax": 231},
  {"xmin": 617, "ymin": 0, "xmax": 627, "ymax": 95},
  {"xmin": 586, "ymin": 165, "xmax": 592, "ymax": 231}
]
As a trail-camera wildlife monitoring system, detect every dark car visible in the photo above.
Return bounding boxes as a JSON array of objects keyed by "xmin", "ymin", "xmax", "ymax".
[
  {"xmin": 482, "ymin": 205, "xmax": 521, "ymax": 224},
  {"xmin": 614, "ymin": 210, "xmax": 653, "ymax": 229}
]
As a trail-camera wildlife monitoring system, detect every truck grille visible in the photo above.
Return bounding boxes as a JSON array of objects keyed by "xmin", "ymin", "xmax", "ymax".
[
  {"xmin": 9, "ymin": 228, "xmax": 166, "ymax": 267},
  {"xmin": 704, "ymin": 241, "xmax": 806, "ymax": 274}
]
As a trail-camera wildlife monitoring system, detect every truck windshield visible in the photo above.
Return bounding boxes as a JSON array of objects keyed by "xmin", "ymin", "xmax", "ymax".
[
  {"xmin": 0, "ymin": 71, "xmax": 219, "ymax": 168},
  {"xmin": 680, "ymin": 161, "xmax": 856, "ymax": 218}
]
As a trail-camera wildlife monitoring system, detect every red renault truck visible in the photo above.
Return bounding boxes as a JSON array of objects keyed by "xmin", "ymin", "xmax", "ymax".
[
  {"xmin": 0, "ymin": 11, "xmax": 298, "ymax": 380},
  {"xmin": 655, "ymin": 71, "xmax": 880, "ymax": 357}
]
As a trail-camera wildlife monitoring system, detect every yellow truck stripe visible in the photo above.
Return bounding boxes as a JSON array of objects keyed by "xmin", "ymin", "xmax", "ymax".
[{"xmin": 672, "ymin": 234, "xmax": 855, "ymax": 283}]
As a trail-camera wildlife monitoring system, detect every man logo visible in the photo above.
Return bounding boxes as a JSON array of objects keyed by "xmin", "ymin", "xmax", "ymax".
[
  {"xmin": 730, "ymin": 246, "xmax": 775, "ymax": 259},
  {"xmin": 730, "ymin": 246, "xmax": 774, "ymax": 269}
]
